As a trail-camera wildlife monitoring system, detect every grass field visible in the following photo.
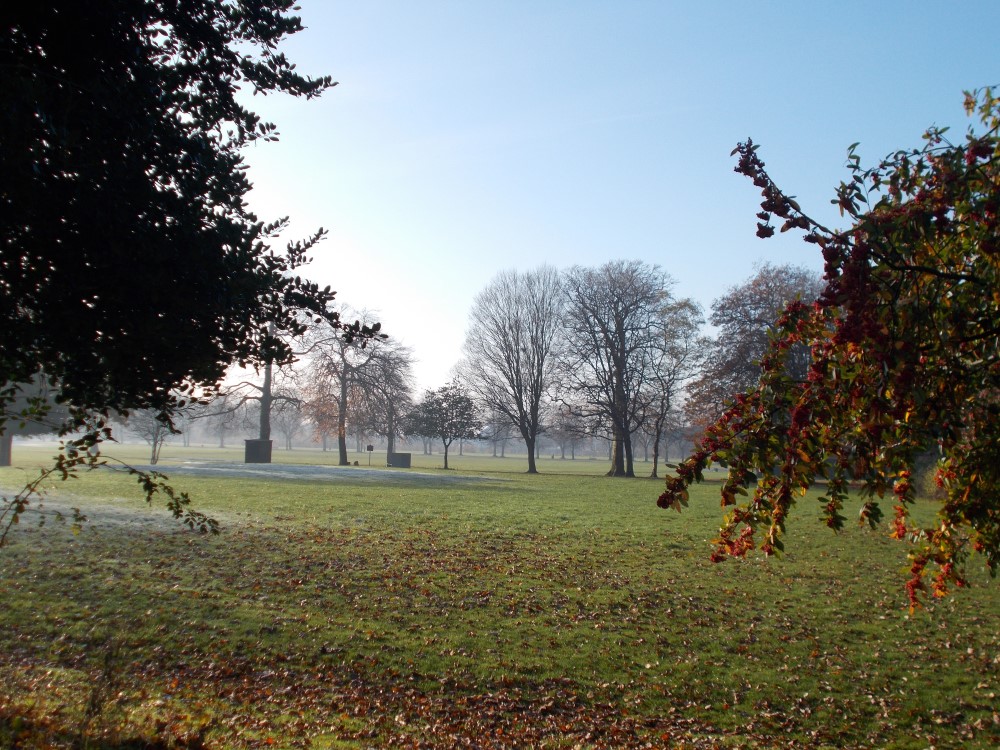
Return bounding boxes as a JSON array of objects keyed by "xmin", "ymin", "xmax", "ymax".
[{"xmin": 1, "ymin": 443, "xmax": 997, "ymax": 748}]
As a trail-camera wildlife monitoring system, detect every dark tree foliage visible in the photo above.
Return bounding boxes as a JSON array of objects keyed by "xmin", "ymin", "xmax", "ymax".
[
  {"xmin": 406, "ymin": 384, "xmax": 481, "ymax": 470},
  {"xmin": 660, "ymin": 89, "xmax": 1000, "ymax": 606},
  {"xmin": 1, "ymin": 2, "xmax": 376, "ymax": 533}
]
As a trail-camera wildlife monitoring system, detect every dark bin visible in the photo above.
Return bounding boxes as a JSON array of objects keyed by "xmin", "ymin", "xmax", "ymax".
[
  {"xmin": 0, "ymin": 434, "xmax": 12, "ymax": 467},
  {"xmin": 244, "ymin": 439, "xmax": 273, "ymax": 463},
  {"xmin": 388, "ymin": 452, "xmax": 411, "ymax": 468}
]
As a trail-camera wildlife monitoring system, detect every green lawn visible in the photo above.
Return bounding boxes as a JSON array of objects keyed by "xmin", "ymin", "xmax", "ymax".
[{"xmin": 1, "ymin": 444, "xmax": 997, "ymax": 748}]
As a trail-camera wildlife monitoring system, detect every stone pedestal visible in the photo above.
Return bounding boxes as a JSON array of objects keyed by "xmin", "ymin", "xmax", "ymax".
[
  {"xmin": 0, "ymin": 434, "xmax": 12, "ymax": 467},
  {"xmin": 244, "ymin": 439, "xmax": 273, "ymax": 464}
]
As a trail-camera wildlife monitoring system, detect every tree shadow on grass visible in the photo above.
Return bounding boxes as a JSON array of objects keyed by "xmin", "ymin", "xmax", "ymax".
[{"xmin": 0, "ymin": 707, "xmax": 208, "ymax": 750}]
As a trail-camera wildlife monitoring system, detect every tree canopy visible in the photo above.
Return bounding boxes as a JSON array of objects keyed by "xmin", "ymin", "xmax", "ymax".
[
  {"xmin": 559, "ymin": 260, "xmax": 677, "ymax": 477},
  {"xmin": 685, "ymin": 263, "xmax": 822, "ymax": 428},
  {"xmin": 659, "ymin": 88, "xmax": 1000, "ymax": 606},
  {"xmin": 406, "ymin": 384, "xmax": 481, "ymax": 470},
  {"xmin": 303, "ymin": 313, "xmax": 395, "ymax": 466},
  {"xmin": 1, "ymin": 2, "xmax": 375, "ymax": 529}
]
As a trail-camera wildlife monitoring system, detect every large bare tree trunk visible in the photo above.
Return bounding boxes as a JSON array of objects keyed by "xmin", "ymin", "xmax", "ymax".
[
  {"xmin": 608, "ymin": 436, "xmax": 627, "ymax": 477},
  {"xmin": 386, "ymin": 403, "xmax": 396, "ymax": 456},
  {"xmin": 525, "ymin": 434, "xmax": 537, "ymax": 473},
  {"xmin": 258, "ymin": 359, "xmax": 273, "ymax": 441},
  {"xmin": 338, "ymin": 371, "xmax": 349, "ymax": 466}
]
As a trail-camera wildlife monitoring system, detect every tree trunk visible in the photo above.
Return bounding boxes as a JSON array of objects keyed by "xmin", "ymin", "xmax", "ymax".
[
  {"xmin": 525, "ymin": 434, "xmax": 538, "ymax": 474},
  {"xmin": 607, "ymin": 435, "xmax": 626, "ymax": 476},
  {"xmin": 337, "ymin": 371, "xmax": 349, "ymax": 466},
  {"xmin": 650, "ymin": 430, "xmax": 661, "ymax": 479},
  {"xmin": 258, "ymin": 359, "xmax": 273, "ymax": 441},
  {"xmin": 386, "ymin": 406, "xmax": 396, "ymax": 456},
  {"xmin": 649, "ymin": 414, "xmax": 666, "ymax": 478}
]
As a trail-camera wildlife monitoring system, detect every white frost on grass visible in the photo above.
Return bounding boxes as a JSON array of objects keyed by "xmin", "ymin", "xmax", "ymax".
[{"xmin": 154, "ymin": 462, "xmax": 504, "ymax": 486}]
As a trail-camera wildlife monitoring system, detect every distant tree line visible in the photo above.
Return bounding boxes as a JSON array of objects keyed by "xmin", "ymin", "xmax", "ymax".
[
  {"xmin": 125, "ymin": 261, "xmax": 817, "ymax": 474},
  {"xmin": 458, "ymin": 260, "xmax": 819, "ymax": 477}
]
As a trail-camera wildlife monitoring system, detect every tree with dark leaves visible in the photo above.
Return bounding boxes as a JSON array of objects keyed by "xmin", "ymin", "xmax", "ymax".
[
  {"xmin": 1, "ymin": 2, "xmax": 377, "ymax": 536},
  {"xmin": 407, "ymin": 383, "xmax": 481, "ymax": 470}
]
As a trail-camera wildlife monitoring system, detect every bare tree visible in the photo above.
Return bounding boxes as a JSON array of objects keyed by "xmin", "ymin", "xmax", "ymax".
[
  {"xmin": 642, "ymin": 298, "xmax": 708, "ymax": 478},
  {"xmin": 301, "ymin": 371, "xmax": 338, "ymax": 451},
  {"xmin": 462, "ymin": 267, "xmax": 562, "ymax": 473},
  {"xmin": 547, "ymin": 405, "xmax": 587, "ymax": 460},
  {"xmin": 117, "ymin": 409, "xmax": 172, "ymax": 464},
  {"xmin": 558, "ymin": 260, "xmax": 675, "ymax": 477},
  {"xmin": 202, "ymin": 392, "xmax": 241, "ymax": 448},
  {"xmin": 480, "ymin": 408, "xmax": 515, "ymax": 457},
  {"xmin": 271, "ymin": 393, "xmax": 306, "ymax": 450},
  {"xmin": 304, "ymin": 311, "xmax": 386, "ymax": 466},
  {"xmin": 685, "ymin": 262, "xmax": 823, "ymax": 427},
  {"xmin": 359, "ymin": 343, "xmax": 415, "ymax": 462},
  {"xmin": 171, "ymin": 402, "xmax": 205, "ymax": 447},
  {"xmin": 206, "ymin": 316, "xmax": 381, "ymax": 461},
  {"xmin": 219, "ymin": 355, "xmax": 301, "ymax": 452}
]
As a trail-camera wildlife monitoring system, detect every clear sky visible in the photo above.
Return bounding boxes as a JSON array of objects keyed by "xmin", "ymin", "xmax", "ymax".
[{"xmin": 241, "ymin": 0, "xmax": 999, "ymax": 390}]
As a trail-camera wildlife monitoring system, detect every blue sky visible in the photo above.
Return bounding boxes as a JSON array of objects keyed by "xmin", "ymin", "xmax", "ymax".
[{"xmin": 241, "ymin": 1, "xmax": 999, "ymax": 389}]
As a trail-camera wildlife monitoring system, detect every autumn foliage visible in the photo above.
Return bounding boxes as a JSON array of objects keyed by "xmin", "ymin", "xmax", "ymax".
[{"xmin": 660, "ymin": 88, "xmax": 1000, "ymax": 607}]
